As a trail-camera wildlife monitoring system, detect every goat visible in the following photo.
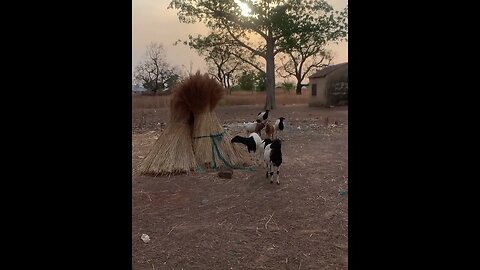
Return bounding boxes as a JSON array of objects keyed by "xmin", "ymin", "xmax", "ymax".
[
  {"xmin": 274, "ymin": 117, "xmax": 285, "ymax": 139},
  {"xmin": 231, "ymin": 133, "xmax": 264, "ymax": 163},
  {"xmin": 264, "ymin": 139, "xmax": 282, "ymax": 185},
  {"xmin": 265, "ymin": 121, "xmax": 274, "ymax": 139},
  {"xmin": 261, "ymin": 138, "xmax": 273, "ymax": 150},
  {"xmin": 245, "ymin": 121, "xmax": 265, "ymax": 136},
  {"xmin": 256, "ymin": 110, "xmax": 269, "ymax": 123},
  {"xmin": 231, "ymin": 133, "xmax": 261, "ymax": 153}
]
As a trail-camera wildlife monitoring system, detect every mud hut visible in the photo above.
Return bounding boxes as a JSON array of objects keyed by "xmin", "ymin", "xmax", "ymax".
[{"xmin": 308, "ymin": 62, "xmax": 348, "ymax": 107}]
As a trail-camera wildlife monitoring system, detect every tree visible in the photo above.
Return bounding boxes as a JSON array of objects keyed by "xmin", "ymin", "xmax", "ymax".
[
  {"xmin": 238, "ymin": 71, "xmax": 255, "ymax": 91},
  {"xmin": 178, "ymin": 35, "xmax": 249, "ymax": 92},
  {"xmin": 206, "ymin": 48, "xmax": 239, "ymax": 90},
  {"xmin": 169, "ymin": 0, "xmax": 347, "ymax": 110},
  {"xmin": 133, "ymin": 43, "xmax": 182, "ymax": 93},
  {"xmin": 277, "ymin": 49, "xmax": 333, "ymax": 95},
  {"xmin": 281, "ymin": 81, "xmax": 294, "ymax": 93},
  {"xmin": 275, "ymin": 3, "xmax": 347, "ymax": 95}
]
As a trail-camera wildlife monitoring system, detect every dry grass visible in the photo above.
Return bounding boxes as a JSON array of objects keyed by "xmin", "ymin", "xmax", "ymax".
[
  {"xmin": 192, "ymin": 111, "xmax": 224, "ymax": 166},
  {"xmin": 179, "ymin": 74, "xmax": 253, "ymax": 169},
  {"xmin": 175, "ymin": 72, "xmax": 225, "ymax": 114},
  {"xmin": 138, "ymin": 77, "xmax": 198, "ymax": 176},
  {"xmin": 192, "ymin": 111, "xmax": 253, "ymax": 169},
  {"xmin": 139, "ymin": 74, "xmax": 254, "ymax": 176},
  {"xmin": 139, "ymin": 122, "xmax": 197, "ymax": 176},
  {"xmin": 132, "ymin": 90, "xmax": 309, "ymax": 109},
  {"xmin": 132, "ymin": 95, "xmax": 171, "ymax": 109}
]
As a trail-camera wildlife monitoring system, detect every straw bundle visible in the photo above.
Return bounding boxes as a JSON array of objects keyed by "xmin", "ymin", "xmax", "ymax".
[
  {"xmin": 139, "ymin": 71, "xmax": 253, "ymax": 176},
  {"xmin": 138, "ymin": 122, "xmax": 196, "ymax": 176},
  {"xmin": 180, "ymin": 72, "xmax": 253, "ymax": 169},
  {"xmin": 139, "ymin": 83, "xmax": 196, "ymax": 176}
]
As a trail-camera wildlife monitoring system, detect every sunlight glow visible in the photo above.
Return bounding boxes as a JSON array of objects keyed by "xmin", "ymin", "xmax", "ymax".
[{"xmin": 234, "ymin": 0, "xmax": 252, "ymax": 17}]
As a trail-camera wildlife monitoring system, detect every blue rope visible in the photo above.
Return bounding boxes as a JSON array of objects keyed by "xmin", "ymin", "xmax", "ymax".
[{"xmin": 194, "ymin": 131, "xmax": 256, "ymax": 172}]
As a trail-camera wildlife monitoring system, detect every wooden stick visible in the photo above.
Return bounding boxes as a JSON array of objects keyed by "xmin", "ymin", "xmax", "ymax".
[
  {"xmin": 265, "ymin": 212, "xmax": 274, "ymax": 230},
  {"xmin": 167, "ymin": 223, "xmax": 185, "ymax": 235}
]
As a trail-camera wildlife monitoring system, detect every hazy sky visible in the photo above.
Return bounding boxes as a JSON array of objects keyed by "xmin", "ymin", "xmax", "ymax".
[{"xmin": 132, "ymin": 0, "xmax": 348, "ymax": 82}]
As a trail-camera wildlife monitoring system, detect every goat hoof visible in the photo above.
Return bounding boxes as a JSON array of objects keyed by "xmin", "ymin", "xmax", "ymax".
[
  {"xmin": 270, "ymin": 180, "xmax": 273, "ymax": 184},
  {"xmin": 277, "ymin": 182, "xmax": 280, "ymax": 185}
]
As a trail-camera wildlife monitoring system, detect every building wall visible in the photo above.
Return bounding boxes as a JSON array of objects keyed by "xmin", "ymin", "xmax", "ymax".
[
  {"xmin": 308, "ymin": 64, "xmax": 348, "ymax": 107},
  {"xmin": 308, "ymin": 77, "xmax": 327, "ymax": 107}
]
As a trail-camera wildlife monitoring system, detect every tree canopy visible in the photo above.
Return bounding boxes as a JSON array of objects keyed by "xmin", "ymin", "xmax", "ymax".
[{"xmin": 169, "ymin": 0, "xmax": 347, "ymax": 109}]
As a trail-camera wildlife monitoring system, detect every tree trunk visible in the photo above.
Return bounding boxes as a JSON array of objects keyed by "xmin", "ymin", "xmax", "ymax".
[
  {"xmin": 295, "ymin": 82, "xmax": 302, "ymax": 95},
  {"xmin": 264, "ymin": 36, "xmax": 276, "ymax": 110},
  {"xmin": 226, "ymin": 75, "xmax": 231, "ymax": 94}
]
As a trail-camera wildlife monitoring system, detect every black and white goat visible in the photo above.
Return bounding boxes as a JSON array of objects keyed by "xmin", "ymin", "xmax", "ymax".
[
  {"xmin": 264, "ymin": 139, "xmax": 282, "ymax": 185},
  {"xmin": 261, "ymin": 138, "xmax": 273, "ymax": 150},
  {"xmin": 256, "ymin": 110, "xmax": 269, "ymax": 123},
  {"xmin": 274, "ymin": 117, "xmax": 285, "ymax": 139},
  {"xmin": 231, "ymin": 132, "xmax": 264, "ymax": 163}
]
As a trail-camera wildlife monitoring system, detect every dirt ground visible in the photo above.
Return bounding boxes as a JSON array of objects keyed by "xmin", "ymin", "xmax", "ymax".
[{"xmin": 132, "ymin": 104, "xmax": 348, "ymax": 270}]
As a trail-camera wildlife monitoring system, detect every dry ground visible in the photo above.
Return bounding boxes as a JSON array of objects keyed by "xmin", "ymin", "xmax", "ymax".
[{"xmin": 132, "ymin": 104, "xmax": 348, "ymax": 270}]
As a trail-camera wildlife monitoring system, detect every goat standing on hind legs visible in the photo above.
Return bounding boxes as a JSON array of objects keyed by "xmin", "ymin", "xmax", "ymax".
[{"xmin": 264, "ymin": 139, "xmax": 282, "ymax": 185}]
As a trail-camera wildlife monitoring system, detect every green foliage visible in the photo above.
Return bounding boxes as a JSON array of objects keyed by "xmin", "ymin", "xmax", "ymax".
[
  {"xmin": 238, "ymin": 71, "xmax": 255, "ymax": 91},
  {"xmin": 254, "ymin": 72, "xmax": 267, "ymax": 92},
  {"xmin": 237, "ymin": 71, "xmax": 267, "ymax": 91},
  {"xmin": 282, "ymin": 81, "xmax": 294, "ymax": 92}
]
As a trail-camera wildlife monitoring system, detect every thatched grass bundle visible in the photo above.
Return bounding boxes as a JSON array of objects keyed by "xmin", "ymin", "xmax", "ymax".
[
  {"xmin": 139, "ymin": 82, "xmax": 197, "ymax": 176},
  {"xmin": 139, "ymin": 71, "xmax": 253, "ymax": 176},
  {"xmin": 178, "ymin": 72, "xmax": 252, "ymax": 169}
]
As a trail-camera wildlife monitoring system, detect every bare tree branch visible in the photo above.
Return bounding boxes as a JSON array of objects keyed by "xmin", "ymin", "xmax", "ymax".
[
  {"xmin": 133, "ymin": 42, "xmax": 182, "ymax": 92},
  {"xmin": 225, "ymin": 24, "xmax": 266, "ymax": 58},
  {"xmin": 230, "ymin": 51, "xmax": 264, "ymax": 74}
]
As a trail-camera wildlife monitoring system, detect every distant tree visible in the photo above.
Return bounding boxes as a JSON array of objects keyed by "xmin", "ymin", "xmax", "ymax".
[
  {"xmin": 178, "ymin": 33, "xmax": 259, "ymax": 94},
  {"xmin": 164, "ymin": 70, "xmax": 182, "ymax": 89},
  {"xmin": 276, "ymin": 49, "xmax": 333, "ymax": 95},
  {"xmin": 254, "ymin": 72, "xmax": 267, "ymax": 92},
  {"xmin": 238, "ymin": 71, "xmax": 255, "ymax": 91},
  {"xmin": 205, "ymin": 47, "xmax": 252, "ymax": 92},
  {"xmin": 281, "ymin": 81, "xmax": 294, "ymax": 93},
  {"xmin": 133, "ymin": 43, "xmax": 182, "ymax": 93}
]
